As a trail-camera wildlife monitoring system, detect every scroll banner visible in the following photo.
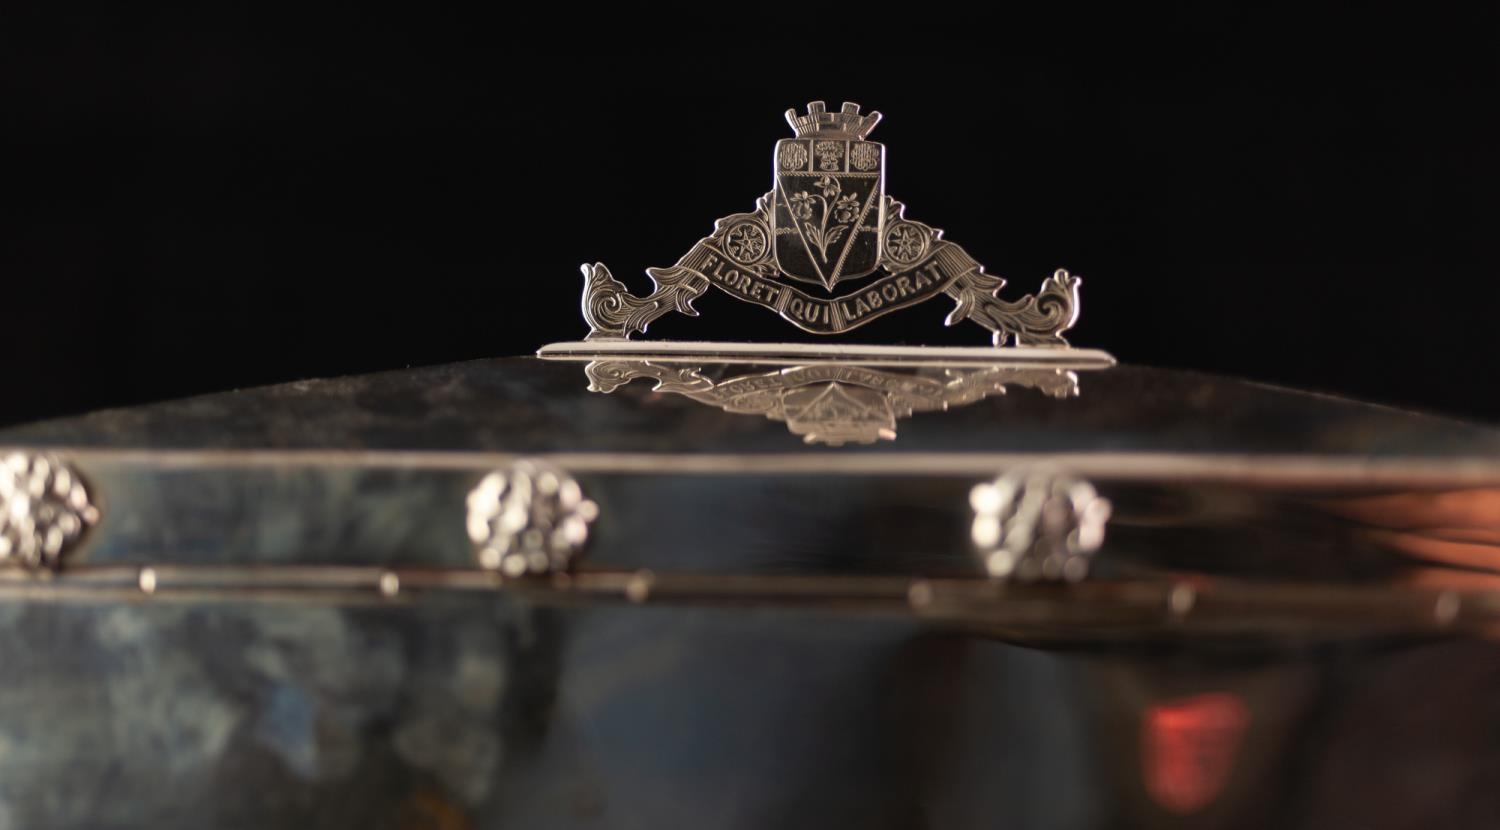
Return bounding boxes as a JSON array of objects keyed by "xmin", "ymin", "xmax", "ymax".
[{"xmin": 680, "ymin": 238, "xmax": 980, "ymax": 334}]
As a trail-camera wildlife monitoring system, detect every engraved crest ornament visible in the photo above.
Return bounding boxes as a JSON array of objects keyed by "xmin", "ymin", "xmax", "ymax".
[{"xmin": 573, "ymin": 102, "xmax": 1085, "ymax": 347}]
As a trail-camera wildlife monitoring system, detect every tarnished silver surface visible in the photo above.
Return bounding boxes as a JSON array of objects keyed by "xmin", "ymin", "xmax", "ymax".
[
  {"xmin": 576, "ymin": 103, "xmax": 1084, "ymax": 346},
  {"xmin": 0, "ymin": 361, "xmax": 1499, "ymax": 826},
  {"xmin": 5, "ymin": 358, "xmax": 1500, "ymax": 470},
  {"xmin": 0, "ymin": 450, "xmax": 100, "ymax": 572},
  {"xmin": 1, "ymin": 358, "xmax": 1498, "ymax": 612},
  {"xmin": 467, "ymin": 459, "xmax": 597, "ymax": 576},
  {"xmin": 583, "ymin": 360, "xmax": 1081, "ymax": 446},
  {"xmin": 971, "ymin": 466, "xmax": 1112, "ymax": 582},
  {"xmin": 0, "ymin": 357, "xmax": 1493, "ymax": 618}
]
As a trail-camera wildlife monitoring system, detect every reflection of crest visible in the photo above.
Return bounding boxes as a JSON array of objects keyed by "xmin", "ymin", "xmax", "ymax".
[{"xmin": 584, "ymin": 360, "xmax": 1081, "ymax": 446}]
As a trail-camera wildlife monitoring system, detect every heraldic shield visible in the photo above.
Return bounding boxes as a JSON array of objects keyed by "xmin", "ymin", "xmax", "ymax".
[{"xmin": 772, "ymin": 102, "xmax": 885, "ymax": 289}]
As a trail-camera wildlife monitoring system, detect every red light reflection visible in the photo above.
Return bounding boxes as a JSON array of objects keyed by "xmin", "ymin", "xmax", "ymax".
[{"xmin": 1142, "ymin": 692, "xmax": 1250, "ymax": 814}]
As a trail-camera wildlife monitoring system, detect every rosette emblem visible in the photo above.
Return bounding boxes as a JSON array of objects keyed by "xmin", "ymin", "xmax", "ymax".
[
  {"xmin": 0, "ymin": 451, "xmax": 100, "ymax": 572},
  {"xmin": 467, "ymin": 460, "xmax": 599, "ymax": 576},
  {"xmin": 970, "ymin": 467, "xmax": 1111, "ymax": 582}
]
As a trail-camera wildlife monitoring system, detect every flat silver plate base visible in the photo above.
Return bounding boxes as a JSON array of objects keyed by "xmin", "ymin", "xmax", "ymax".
[{"xmin": 537, "ymin": 341, "xmax": 1116, "ymax": 368}]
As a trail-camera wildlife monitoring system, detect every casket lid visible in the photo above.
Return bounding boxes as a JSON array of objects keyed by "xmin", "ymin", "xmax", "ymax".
[
  {"xmin": 5, "ymin": 356, "xmax": 1498, "ymax": 477},
  {"xmin": 2, "ymin": 354, "xmax": 1499, "ymax": 643}
]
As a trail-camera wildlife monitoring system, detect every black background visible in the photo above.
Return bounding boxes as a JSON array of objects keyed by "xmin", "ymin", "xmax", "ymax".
[{"xmin": 5, "ymin": 7, "xmax": 1497, "ymax": 426}]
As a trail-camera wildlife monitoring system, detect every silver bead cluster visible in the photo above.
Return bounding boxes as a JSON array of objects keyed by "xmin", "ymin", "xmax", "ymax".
[
  {"xmin": 467, "ymin": 460, "xmax": 597, "ymax": 577},
  {"xmin": 0, "ymin": 451, "xmax": 101, "ymax": 572},
  {"xmin": 970, "ymin": 466, "xmax": 1110, "ymax": 582}
]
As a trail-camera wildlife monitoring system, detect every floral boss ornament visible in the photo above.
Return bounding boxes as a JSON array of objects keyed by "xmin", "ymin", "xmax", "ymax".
[{"xmin": 576, "ymin": 102, "xmax": 1085, "ymax": 346}]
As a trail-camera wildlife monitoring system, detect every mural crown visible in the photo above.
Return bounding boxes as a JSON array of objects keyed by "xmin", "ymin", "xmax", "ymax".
[{"xmin": 784, "ymin": 101, "xmax": 882, "ymax": 140}]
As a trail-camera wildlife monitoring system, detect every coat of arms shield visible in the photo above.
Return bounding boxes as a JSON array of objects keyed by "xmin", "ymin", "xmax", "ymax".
[{"xmin": 772, "ymin": 103, "xmax": 885, "ymax": 290}]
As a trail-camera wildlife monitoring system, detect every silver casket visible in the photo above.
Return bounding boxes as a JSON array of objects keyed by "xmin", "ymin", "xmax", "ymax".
[{"xmin": 3, "ymin": 103, "xmax": 1500, "ymax": 829}]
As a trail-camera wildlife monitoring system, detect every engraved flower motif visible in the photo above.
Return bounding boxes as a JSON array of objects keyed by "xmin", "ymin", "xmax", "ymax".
[
  {"xmin": 850, "ymin": 142, "xmax": 880, "ymax": 171},
  {"xmin": 787, "ymin": 191, "xmax": 816, "ymax": 220},
  {"xmin": 788, "ymin": 176, "xmax": 858, "ymax": 263},
  {"xmin": 779, "ymin": 142, "xmax": 808, "ymax": 170},
  {"xmin": 832, "ymin": 193, "xmax": 861, "ymax": 224},
  {"xmin": 815, "ymin": 140, "xmax": 844, "ymax": 171}
]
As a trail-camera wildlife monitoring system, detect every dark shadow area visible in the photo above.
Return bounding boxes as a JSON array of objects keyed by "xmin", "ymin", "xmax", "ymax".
[{"xmin": 4, "ymin": 7, "xmax": 1496, "ymax": 425}]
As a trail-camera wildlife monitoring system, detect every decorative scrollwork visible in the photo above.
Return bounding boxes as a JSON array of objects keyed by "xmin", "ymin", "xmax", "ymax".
[
  {"xmin": 0, "ymin": 451, "xmax": 101, "ymax": 572},
  {"xmin": 944, "ymin": 268, "xmax": 1081, "ymax": 347},
  {"xmin": 580, "ymin": 262, "xmax": 709, "ymax": 341},
  {"xmin": 579, "ymin": 193, "xmax": 1082, "ymax": 345},
  {"xmin": 580, "ymin": 197, "xmax": 778, "ymax": 340},
  {"xmin": 583, "ymin": 361, "xmax": 714, "ymax": 395}
]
